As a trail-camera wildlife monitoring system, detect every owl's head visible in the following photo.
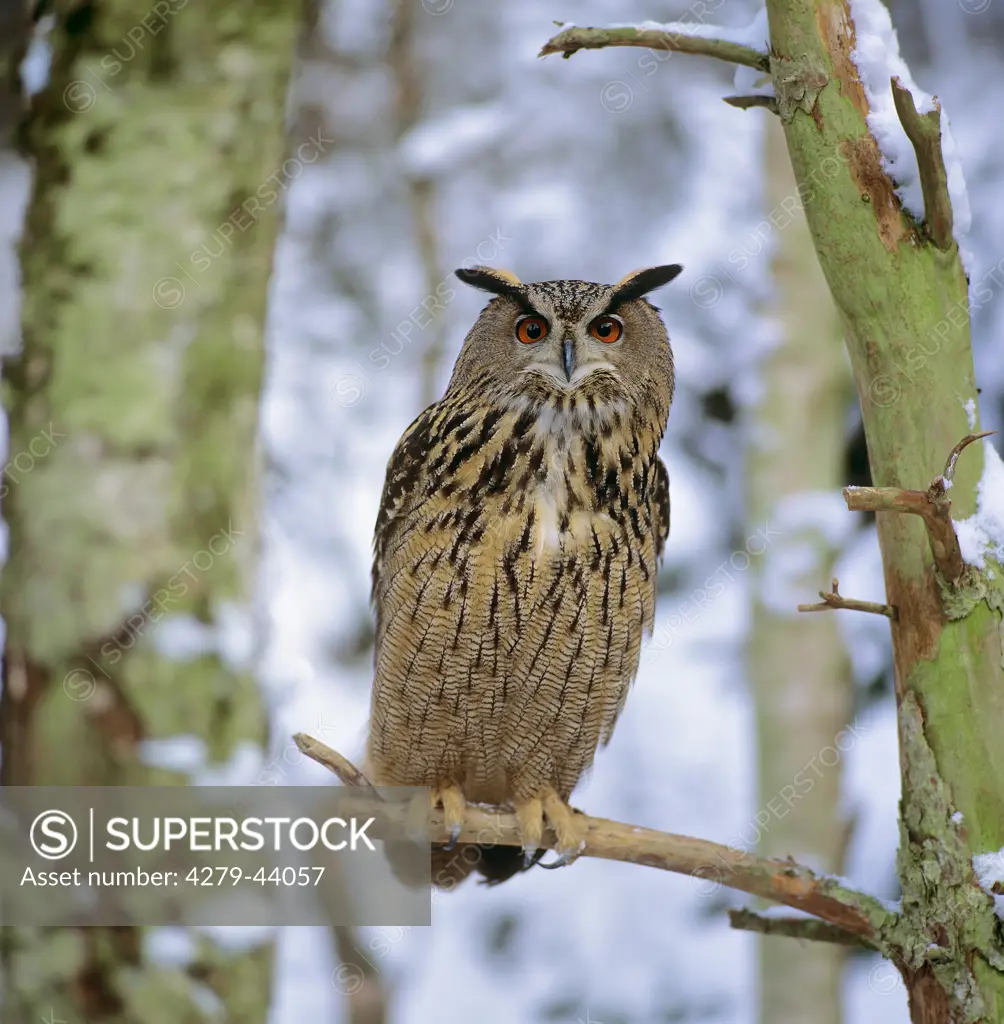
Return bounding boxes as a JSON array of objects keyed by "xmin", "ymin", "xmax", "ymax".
[{"xmin": 447, "ymin": 265, "xmax": 682, "ymax": 418}]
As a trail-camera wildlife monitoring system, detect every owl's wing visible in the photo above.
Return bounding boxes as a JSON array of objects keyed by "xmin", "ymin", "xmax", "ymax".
[
  {"xmin": 652, "ymin": 455, "xmax": 671, "ymax": 558},
  {"xmin": 371, "ymin": 403, "xmax": 438, "ymax": 605}
]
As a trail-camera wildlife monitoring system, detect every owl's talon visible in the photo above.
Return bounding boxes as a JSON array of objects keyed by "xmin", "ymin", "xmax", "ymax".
[
  {"xmin": 538, "ymin": 852, "xmax": 573, "ymax": 870},
  {"xmin": 433, "ymin": 783, "xmax": 466, "ymax": 848},
  {"xmin": 443, "ymin": 822, "xmax": 462, "ymax": 851},
  {"xmin": 512, "ymin": 788, "xmax": 587, "ymax": 872}
]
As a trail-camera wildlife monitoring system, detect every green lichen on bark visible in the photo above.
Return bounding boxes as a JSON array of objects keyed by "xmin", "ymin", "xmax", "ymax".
[
  {"xmin": 1, "ymin": 0, "xmax": 304, "ymax": 1018},
  {"xmin": 937, "ymin": 557, "xmax": 1004, "ymax": 664},
  {"xmin": 772, "ymin": 54, "xmax": 829, "ymax": 122},
  {"xmin": 764, "ymin": 0, "xmax": 1004, "ymax": 1016},
  {"xmin": 893, "ymin": 693, "xmax": 1004, "ymax": 1020}
]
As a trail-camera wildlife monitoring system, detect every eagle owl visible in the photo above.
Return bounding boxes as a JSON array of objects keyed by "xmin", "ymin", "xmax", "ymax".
[{"xmin": 367, "ymin": 264, "xmax": 681, "ymax": 888}]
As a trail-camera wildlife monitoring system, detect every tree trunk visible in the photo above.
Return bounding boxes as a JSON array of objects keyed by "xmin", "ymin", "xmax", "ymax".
[
  {"xmin": 748, "ymin": 113, "xmax": 853, "ymax": 1024},
  {"xmin": 1, "ymin": 1, "xmax": 302, "ymax": 1019},
  {"xmin": 765, "ymin": 0, "xmax": 1004, "ymax": 1019}
]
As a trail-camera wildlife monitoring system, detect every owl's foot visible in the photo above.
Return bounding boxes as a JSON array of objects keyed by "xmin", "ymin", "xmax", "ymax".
[
  {"xmin": 403, "ymin": 783, "xmax": 466, "ymax": 848},
  {"xmin": 437, "ymin": 784, "xmax": 467, "ymax": 849},
  {"xmin": 435, "ymin": 784, "xmax": 468, "ymax": 849},
  {"xmin": 513, "ymin": 788, "xmax": 588, "ymax": 867}
]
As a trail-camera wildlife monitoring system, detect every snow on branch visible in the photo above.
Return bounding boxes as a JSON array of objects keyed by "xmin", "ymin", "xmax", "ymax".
[
  {"xmin": 294, "ymin": 733, "xmax": 895, "ymax": 945},
  {"xmin": 890, "ymin": 78, "xmax": 954, "ymax": 251},
  {"xmin": 848, "ymin": 0, "xmax": 971, "ymax": 258},
  {"xmin": 539, "ymin": 24, "xmax": 769, "ymax": 73}
]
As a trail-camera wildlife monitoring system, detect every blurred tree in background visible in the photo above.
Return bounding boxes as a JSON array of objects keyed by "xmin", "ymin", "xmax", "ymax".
[
  {"xmin": 0, "ymin": 1, "xmax": 303, "ymax": 1019},
  {"xmin": 747, "ymin": 114, "xmax": 853, "ymax": 1024}
]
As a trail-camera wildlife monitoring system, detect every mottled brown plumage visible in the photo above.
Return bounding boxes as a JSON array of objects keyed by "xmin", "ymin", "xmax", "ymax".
[{"xmin": 366, "ymin": 264, "xmax": 681, "ymax": 887}]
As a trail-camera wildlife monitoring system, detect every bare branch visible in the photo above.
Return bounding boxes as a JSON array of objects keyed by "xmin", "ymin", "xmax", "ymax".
[
  {"xmin": 297, "ymin": 733, "xmax": 897, "ymax": 945},
  {"xmin": 728, "ymin": 908, "xmax": 877, "ymax": 948},
  {"xmin": 843, "ymin": 432, "xmax": 992, "ymax": 583},
  {"xmin": 798, "ymin": 578, "xmax": 897, "ymax": 619},
  {"xmin": 890, "ymin": 77, "xmax": 953, "ymax": 251},
  {"xmin": 539, "ymin": 25, "xmax": 770, "ymax": 73}
]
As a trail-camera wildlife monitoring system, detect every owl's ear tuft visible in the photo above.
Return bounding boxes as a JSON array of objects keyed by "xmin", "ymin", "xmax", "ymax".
[
  {"xmin": 610, "ymin": 264, "xmax": 683, "ymax": 304},
  {"xmin": 455, "ymin": 266, "xmax": 524, "ymax": 301}
]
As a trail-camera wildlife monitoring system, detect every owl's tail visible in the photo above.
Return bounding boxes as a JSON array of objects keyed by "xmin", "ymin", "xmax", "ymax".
[{"xmin": 385, "ymin": 840, "xmax": 543, "ymax": 890}]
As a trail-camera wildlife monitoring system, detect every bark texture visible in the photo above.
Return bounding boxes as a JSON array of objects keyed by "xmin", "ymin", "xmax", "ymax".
[
  {"xmin": 748, "ymin": 113, "xmax": 853, "ymax": 1024},
  {"xmin": 1, "ymin": 1, "xmax": 302, "ymax": 1019},
  {"xmin": 764, "ymin": 0, "xmax": 1004, "ymax": 1019}
]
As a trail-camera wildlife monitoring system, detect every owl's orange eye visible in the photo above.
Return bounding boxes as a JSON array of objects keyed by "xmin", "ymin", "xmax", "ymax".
[
  {"xmin": 589, "ymin": 316, "xmax": 623, "ymax": 343},
  {"xmin": 516, "ymin": 316, "xmax": 549, "ymax": 344}
]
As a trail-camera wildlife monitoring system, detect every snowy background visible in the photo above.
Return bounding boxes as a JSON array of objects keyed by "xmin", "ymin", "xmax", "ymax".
[{"xmin": 4, "ymin": 0, "xmax": 1004, "ymax": 1021}]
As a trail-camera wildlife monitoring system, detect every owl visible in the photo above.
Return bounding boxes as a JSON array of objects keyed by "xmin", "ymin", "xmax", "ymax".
[{"xmin": 366, "ymin": 263, "xmax": 681, "ymax": 888}]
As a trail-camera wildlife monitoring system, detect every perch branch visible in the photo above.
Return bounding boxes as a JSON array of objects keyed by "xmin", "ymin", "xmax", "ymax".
[
  {"xmin": 890, "ymin": 77, "xmax": 953, "ymax": 251},
  {"xmin": 724, "ymin": 94, "xmax": 779, "ymax": 114},
  {"xmin": 843, "ymin": 432, "xmax": 993, "ymax": 583},
  {"xmin": 798, "ymin": 578, "xmax": 897, "ymax": 618},
  {"xmin": 296, "ymin": 733, "xmax": 897, "ymax": 945},
  {"xmin": 728, "ymin": 908, "xmax": 877, "ymax": 948},
  {"xmin": 539, "ymin": 25, "xmax": 770, "ymax": 72}
]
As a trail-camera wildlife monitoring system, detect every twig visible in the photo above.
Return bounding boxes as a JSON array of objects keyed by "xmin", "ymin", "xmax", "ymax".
[
  {"xmin": 940, "ymin": 430, "xmax": 995, "ymax": 487},
  {"xmin": 890, "ymin": 77, "xmax": 953, "ymax": 250},
  {"xmin": 294, "ymin": 732, "xmax": 381, "ymax": 793},
  {"xmin": 539, "ymin": 25, "xmax": 770, "ymax": 73},
  {"xmin": 724, "ymin": 94, "xmax": 779, "ymax": 114},
  {"xmin": 728, "ymin": 908, "xmax": 875, "ymax": 948},
  {"xmin": 844, "ymin": 432, "xmax": 992, "ymax": 583},
  {"xmin": 798, "ymin": 578, "xmax": 898, "ymax": 619},
  {"xmin": 296, "ymin": 733, "xmax": 897, "ymax": 945},
  {"xmin": 844, "ymin": 484, "xmax": 965, "ymax": 582}
]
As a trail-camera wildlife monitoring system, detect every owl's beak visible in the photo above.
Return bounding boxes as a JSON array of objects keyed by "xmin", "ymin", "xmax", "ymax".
[{"xmin": 562, "ymin": 338, "xmax": 576, "ymax": 381}]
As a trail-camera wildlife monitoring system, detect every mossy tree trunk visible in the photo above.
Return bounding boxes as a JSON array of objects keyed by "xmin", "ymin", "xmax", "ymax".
[
  {"xmin": 748, "ymin": 114, "xmax": 853, "ymax": 1024},
  {"xmin": 1, "ymin": 1, "xmax": 303, "ymax": 1020},
  {"xmin": 764, "ymin": 0, "xmax": 1004, "ymax": 1019},
  {"xmin": 540, "ymin": 1, "xmax": 1004, "ymax": 1019}
]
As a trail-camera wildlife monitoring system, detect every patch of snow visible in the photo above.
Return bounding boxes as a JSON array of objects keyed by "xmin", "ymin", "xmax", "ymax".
[
  {"xmin": 953, "ymin": 440, "xmax": 1004, "ymax": 569},
  {"xmin": 973, "ymin": 849, "xmax": 1004, "ymax": 889},
  {"xmin": 963, "ymin": 396, "xmax": 978, "ymax": 431},
  {"xmin": 848, "ymin": 0, "xmax": 972, "ymax": 261},
  {"xmin": 628, "ymin": 7, "xmax": 769, "ymax": 49},
  {"xmin": 973, "ymin": 849, "xmax": 1004, "ymax": 918}
]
